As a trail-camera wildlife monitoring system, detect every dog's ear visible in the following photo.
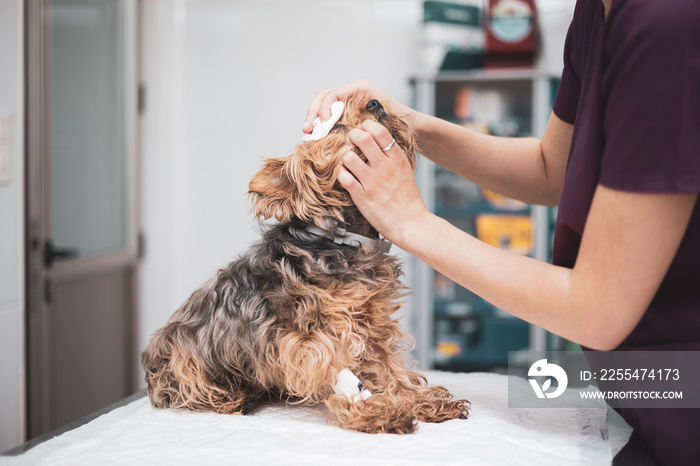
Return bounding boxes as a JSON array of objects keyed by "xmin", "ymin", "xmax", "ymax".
[
  {"xmin": 248, "ymin": 157, "xmax": 298, "ymax": 222},
  {"xmin": 248, "ymin": 150, "xmax": 351, "ymax": 225}
]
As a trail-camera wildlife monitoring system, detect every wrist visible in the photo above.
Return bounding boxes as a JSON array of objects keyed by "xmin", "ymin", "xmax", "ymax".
[
  {"xmin": 407, "ymin": 109, "xmax": 430, "ymax": 136},
  {"xmin": 409, "ymin": 112, "xmax": 444, "ymax": 155},
  {"xmin": 392, "ymin": 208, "xmax": 437, "ymax": 254}
]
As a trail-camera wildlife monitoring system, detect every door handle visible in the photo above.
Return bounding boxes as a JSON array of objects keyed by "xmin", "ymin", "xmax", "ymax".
[{"xmin": 44, "ymin": 240, "xmax": 79, "ymax": 267}]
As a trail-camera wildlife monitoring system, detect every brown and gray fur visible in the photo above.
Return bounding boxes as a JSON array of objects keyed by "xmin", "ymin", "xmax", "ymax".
[{"xmin": 141, "ymin": 97, "xmax": 470, "ymax": 434}]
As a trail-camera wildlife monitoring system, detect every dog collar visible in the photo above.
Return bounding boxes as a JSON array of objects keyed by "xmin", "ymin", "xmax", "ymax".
[{"xmin": 304, "ymin": 224, "xmax": 392, "ymax": 254}]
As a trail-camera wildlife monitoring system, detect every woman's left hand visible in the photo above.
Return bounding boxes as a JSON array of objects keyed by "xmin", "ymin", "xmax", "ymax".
[{"xmin": 337, "ymin": 119, "xmax": 431, "ymax": 246}]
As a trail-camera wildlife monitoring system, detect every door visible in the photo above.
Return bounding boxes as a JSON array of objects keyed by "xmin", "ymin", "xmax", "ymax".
[{"xmin": 25, "ymin": 0, "xmax": 139, "ymax": 438}]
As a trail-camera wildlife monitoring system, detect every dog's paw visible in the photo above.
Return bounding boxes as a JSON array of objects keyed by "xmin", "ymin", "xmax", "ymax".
[{"xmin": 328, "ymin": 394, "xmax": 418, "ymax": 434}]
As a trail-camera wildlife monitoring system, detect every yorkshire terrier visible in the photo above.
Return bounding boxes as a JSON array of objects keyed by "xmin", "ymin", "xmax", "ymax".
[{"xmin": 141, "ymin": 97, "xmax": 470, "ymax": 434}]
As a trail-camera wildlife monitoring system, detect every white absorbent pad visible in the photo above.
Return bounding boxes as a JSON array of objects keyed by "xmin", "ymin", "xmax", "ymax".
[
  {"xmin": 332, "ymin": 367, "xmax": 372, "ymax": 402},
  {"xmin": 0, "ymin": 371, "xmax": 624, "ymax": 466}
]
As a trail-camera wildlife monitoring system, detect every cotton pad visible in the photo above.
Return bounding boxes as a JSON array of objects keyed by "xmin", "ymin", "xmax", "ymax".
[{"xmin": 301, "ymin": 101, "xmax": 345, "ymax": 142}]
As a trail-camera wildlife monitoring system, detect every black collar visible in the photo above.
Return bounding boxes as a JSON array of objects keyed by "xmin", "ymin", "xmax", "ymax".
[{"xmin": 304, "ymin": 224, "xmax": 392, "ymax": 254}]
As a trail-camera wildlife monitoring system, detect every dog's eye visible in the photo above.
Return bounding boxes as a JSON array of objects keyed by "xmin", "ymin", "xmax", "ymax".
[{"xmin": 330, "ymin": 124, "xmax": 346, "ymax": 134}]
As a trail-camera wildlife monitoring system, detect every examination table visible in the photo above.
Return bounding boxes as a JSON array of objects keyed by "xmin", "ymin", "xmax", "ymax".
[{"xmin": 0, "ymin": 371, "xmax": 632, "ymax": 465}]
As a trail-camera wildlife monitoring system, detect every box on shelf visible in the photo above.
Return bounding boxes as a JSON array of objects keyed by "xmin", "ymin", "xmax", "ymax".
[
  {"xmin": 421, "ymin": 0, "xmax": 485, "ymax": 72},
  {"xmin": 476, "ymin": 214, "xmax": 533, "ymax": 255},
  {"xmin": 485, "ymin": 0, "xmax": 538, "ymax": 68}
]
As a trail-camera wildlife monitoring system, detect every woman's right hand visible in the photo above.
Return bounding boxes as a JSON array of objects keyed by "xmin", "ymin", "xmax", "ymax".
[{"xmin": 302, "ymin": 79, "xmax": 416, "ymax": 134}]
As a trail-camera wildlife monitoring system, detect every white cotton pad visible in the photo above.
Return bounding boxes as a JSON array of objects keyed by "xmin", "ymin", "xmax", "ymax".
[{"xmin": 301, "ymin": 101, "xmax": 345, "ymax": 142}]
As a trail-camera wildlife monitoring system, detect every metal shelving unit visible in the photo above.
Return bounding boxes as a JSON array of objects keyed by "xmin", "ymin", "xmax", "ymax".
[{"xmin": 410, "ymin": 68, "xmax": 560, "ymax": 371}]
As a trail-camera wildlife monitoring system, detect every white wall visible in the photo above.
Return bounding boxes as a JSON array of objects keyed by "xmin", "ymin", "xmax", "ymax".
[{"xmin": 0, "ymin": 0, "xmax": 25, "ymax": 453}]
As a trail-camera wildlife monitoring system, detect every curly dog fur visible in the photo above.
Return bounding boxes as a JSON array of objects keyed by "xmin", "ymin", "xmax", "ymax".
[{"xmin": 141, "ymin": 97, "xmax": 470, "ymax": 433}]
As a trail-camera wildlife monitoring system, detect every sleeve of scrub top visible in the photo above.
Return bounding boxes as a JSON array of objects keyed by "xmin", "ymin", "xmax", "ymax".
[
  {"xmin": 552, "ymin": 0, "xmax": 585, "ymax": 125},
  {"xmin": 600, "ymin": 0, "xmax": 700, "ymax": 194}
]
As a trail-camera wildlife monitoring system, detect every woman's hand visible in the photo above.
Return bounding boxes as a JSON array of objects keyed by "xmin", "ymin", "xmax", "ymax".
[
  {"xmin": 337, "ymin": 119, "xmax": 432, "ymax": 246},
  {"xmin": 303, "ymin": 79, "xmax": 415, "ymax": 134}
]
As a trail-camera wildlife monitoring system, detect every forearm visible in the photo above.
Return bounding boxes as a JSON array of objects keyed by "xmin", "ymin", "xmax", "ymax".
[
  {"xmin": 400, "ymin": 212, "xmax": 615, "ymax": 350},
  {"xmin": 411, "ymin": 111, "xmax": 567, "ymax": 206},
  {"xmin": 397, "ymin": 184, "xmax": 698, "ymax": 351}
]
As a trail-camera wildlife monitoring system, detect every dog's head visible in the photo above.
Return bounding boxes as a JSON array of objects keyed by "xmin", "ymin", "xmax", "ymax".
[{"xmin": 248, "ymin": 97, "xmax": 418, "ymax": 229}]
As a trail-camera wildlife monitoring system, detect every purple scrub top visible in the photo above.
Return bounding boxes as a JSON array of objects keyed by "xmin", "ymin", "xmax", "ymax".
[{"xmin": 552, "ymin": 0, "xmax": 700, "ymax": 463}]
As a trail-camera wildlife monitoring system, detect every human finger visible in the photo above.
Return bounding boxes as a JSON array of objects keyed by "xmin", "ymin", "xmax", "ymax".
[
  {"xmin": 348, "ymin": 128, "xmax": 386, "ymax": 168},
  {"xmin": 341, "ymin": 151, "xmax": 371, "ymax": 185},
  {"xmin": 337, "ymin": 165, "xmax": 364, "ymax": 195},
  {"xmin": 360, "ymin": 120, "xmax": 400, "ymax": 158},
  {"xmin": 303, "ymin": 79, "xmax": 378, "ymax": 133},
  {"xmin": 316, "ymin": 86, "xmax": 354, "ymax": 122},
  {"xmin": 304, "ymin": 88, "xmax": 334, "ymax": 134},
  {"xmin": 304, "ymin": 87, "xmax": 350, "ymax": 133}
]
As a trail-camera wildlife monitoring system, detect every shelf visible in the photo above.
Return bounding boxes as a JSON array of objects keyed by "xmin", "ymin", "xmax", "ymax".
[
  {"xmin": 411, "ymin": 67, "xmax": 560, "ymax": 83},
  {"xmin": 436, "ymin": 204, "xmax": 530, "ymax": 218},
  {"xmin": 410, "ymin": 70, "xmax": 560, "ymax": 371},
  {"xmin": 433, "ymin": 316, "xmax": 530, "ymax": 368}
]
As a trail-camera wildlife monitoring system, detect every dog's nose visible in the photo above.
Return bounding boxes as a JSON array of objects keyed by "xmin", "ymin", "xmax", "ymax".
[{"xmin": 366, "ymin": 99, "xmax": 383, "ymax": 112}]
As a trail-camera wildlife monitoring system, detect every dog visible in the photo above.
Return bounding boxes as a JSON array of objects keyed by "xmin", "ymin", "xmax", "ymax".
[{"xmin": 141, "ymin": 97, "xmax": 470, "ymax": 434}]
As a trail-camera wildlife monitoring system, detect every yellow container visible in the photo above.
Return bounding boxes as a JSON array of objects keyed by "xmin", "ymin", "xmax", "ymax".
[
  {"xmin": 482, "ymin": 188, "xmax": 527, "ymax": 210},
  {"xmin": 476, "ymin": 214, "xmax": 533, "ymax": 255}
]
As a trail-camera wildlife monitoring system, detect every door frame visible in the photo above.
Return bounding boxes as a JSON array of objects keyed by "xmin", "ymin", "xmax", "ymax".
[{"xmin": 24, "ymin": 0, "xmax": 140, "ymax": 439}]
